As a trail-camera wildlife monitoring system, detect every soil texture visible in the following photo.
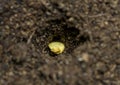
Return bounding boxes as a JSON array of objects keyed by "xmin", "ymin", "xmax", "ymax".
[{"xmin": 0, "ymin": 0, "xmax": 120, "ymax": 85}]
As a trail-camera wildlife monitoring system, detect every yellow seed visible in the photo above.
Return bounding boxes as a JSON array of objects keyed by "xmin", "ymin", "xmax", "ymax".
[{"xmin": 48, "ymin": 42, "xmax": 65, "ymax": 54}]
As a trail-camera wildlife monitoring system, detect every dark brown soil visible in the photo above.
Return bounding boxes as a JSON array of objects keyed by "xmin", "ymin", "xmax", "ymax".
[{"xmin": 0, "ymin": 0, "xmax": 120, "ymax": 85}]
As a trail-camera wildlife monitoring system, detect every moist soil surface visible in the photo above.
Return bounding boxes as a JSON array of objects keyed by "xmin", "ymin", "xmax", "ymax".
[{"xmin": 0, "ymin": 0, "xmax": 120, "ymax": 85}]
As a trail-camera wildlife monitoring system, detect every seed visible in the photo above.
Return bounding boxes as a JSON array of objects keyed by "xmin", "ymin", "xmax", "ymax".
[{"xmin": 48, "ymin": 42, "xmax": 65, "ymax": 54}]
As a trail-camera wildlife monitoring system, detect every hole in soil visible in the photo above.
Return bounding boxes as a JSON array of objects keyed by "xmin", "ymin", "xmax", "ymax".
[
  {"xmin": 47, "ymin": 26, "xmax": 90, "ymax": 55},
  {"xmin": 37, "ymin": 18, "xmax": 90, "ymax": 55}
]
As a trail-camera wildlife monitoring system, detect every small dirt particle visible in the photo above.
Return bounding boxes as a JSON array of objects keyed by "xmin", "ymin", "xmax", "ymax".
[{"xmin": 0, "ymin": 45, "xmax": 3, "ymax": 56}]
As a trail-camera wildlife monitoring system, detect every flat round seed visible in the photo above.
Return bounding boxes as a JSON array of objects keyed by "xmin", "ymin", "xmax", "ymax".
[{"xmin": 48, "ymin": 42, "xmax": 65, "ymax": 54}]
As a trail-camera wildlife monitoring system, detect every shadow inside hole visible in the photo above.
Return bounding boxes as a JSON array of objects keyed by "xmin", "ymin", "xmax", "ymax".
[
  {"xmin": 62, "ymin": 26, "xmax": 90, "ymax": 53},
  {"xmin": 63, "ymin": 26, "xmax": 80, "ymax": 39},
  {"xmin": 52, "ymin": 35, "xmax": 63, "ymax": 41}
]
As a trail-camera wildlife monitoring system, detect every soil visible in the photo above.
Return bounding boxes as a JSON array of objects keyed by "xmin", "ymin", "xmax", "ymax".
[{"xmin": 0, "ymin": 0, "xmax": 120, "ymax": 85}]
